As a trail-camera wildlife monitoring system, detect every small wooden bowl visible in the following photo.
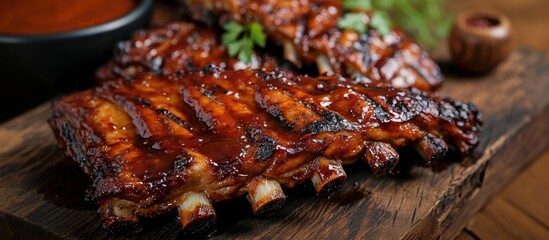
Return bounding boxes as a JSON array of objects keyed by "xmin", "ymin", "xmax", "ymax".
[{"xmin": 449, "ymin": 10, "xmax": 513, "ymax": 74}]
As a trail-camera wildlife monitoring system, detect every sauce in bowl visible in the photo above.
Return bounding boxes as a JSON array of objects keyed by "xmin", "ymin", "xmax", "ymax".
[{"xmin": 0, "ymin": 0, "xmax": 136, "ymax": 35}]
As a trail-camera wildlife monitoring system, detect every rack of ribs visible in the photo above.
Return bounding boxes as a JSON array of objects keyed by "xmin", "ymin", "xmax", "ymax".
[
  {"xmin": 180, "ymin": 0, "xmax": 444, "ymax": 91},
  {"xmin": 49, "ymin": 67, "xmax": 481, "ymax": 233},
  {"xmin": 96, "ymin": 21, "xmax": 297, "ymax": 82}
]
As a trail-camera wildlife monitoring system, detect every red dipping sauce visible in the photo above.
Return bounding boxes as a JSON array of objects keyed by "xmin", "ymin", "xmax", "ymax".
[{"xmin": 0, "ymin": 0, "xmax": 136, "ymax": 35}]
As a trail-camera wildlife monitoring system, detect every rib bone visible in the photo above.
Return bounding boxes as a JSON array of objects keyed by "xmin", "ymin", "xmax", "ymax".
[
  {"xmin": 311, "ymin": 157, "xmax": 347, "ymax": 196},
  {"xmin": 98, "ymin": 199, "xmax": 141, "ymax": 232},
  {"xmin": 177, "ymin": 192, "xmax": 216, "ymax": 232},
  {"xmin": 247, "ymin": 176, "xmax": 286, "ymax": 216},
  {"xmin": 316, "ymin": 54, "xmax": 334, "ymax": 75},
  {"xmin": 364, "ymin": 142, "xmax": 400, "ymax": 176},
  {"xmin": 415, "ymin": 133, "xmax": 449, "ymax": 165},
  {"xmin": 283, "ymin": 41, "xmax": 300, "ymax": 67}
]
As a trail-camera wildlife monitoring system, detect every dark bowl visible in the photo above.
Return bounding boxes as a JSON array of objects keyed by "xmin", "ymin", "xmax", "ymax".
[{"xmin": 0, "ymin": 0, "xmax": 153, "ymax": 121}]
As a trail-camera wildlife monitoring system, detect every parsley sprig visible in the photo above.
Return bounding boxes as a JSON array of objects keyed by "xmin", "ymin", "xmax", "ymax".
[
  {"xmin": 338, "ymin": 13, "xmax": 369, "ymax": 34},
  {"xmin": 338, "ymin": 0, "xmax": 392, "ymax": 37},
  {"xmin": 338, "ymin": 11, "xmax": 392, "ymax": 36},
  {"xmin": 222, "ymin": 21, "xmax": 266, "ymax": 64},
  {"xmin": 339, "ymin": 0, "xmax": 451, "ymax": 49}
]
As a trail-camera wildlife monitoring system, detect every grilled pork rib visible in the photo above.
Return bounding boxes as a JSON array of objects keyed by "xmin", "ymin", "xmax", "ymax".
[
  {"xmin": 180, "ymin": 0, "xmax": 443, "ymax": 91},
  {"xmin": 49, "ymin": 68, "xmax": 481, "ymax": 232},
  {"xmin": 96, "ymin": 22, "xmax": 296, "ymax": 82}
]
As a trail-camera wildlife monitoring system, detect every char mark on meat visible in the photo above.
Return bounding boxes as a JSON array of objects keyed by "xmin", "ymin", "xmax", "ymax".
[{"xmin": 179, "ymin": 0, "xmax": 443, "ymax": 91}]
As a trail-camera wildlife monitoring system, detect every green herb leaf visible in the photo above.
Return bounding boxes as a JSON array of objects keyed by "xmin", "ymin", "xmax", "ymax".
[
  {"xmin": 249, "ymin": 22, "xmax": 266, "ymax": 48},
  {"xmin": 222, "ymin": 21, "xmax": 244, "ymax": 45},
  {"xmin": 340, "ymin": 0, "xmax": 451, "ymax": 50},
  {"xmin": 238, "ymin": 38, "xmax": 254, "ymax": 64},
  {"xmin": 337, "ymin": 12, "xmax": 368, "ymax": 34},
  {"xmin": 222, "ymin": 21, "xmax": 266, "ymax": 64},
  {"xmin": 370, "ymin": 11, "xmax": 392, "ymax": 37},
  {"xmin": 342, "ymin": 0, "xmax": 372, "ymax": 11},
  {"xmin": 226, "ymin": 41, "xmax": 242, "ymax": 57}
]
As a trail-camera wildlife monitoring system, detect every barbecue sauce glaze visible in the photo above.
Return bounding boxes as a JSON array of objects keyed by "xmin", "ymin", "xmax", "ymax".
[{"xmin": 51, "ymin": 69, "xmax": 481, "ymax": 198}]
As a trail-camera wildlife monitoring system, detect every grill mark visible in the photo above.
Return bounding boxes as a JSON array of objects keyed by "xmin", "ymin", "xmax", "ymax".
[
  {"xmin": 335, "ymin": 82, "xmax": 417, "ymax": 124},
  {"xmin": 97, "ymin": 86, "xmax": 202, "ymax": 181},
  {"xmin": 277, "ymin": 72, "xmax": 427, "ymax": 136},
  {"xmin": 304, "ymin": 83, "xmax": 431, "ymax": 146},
  {"xmin": 108, "ymin": 95, "xmax": 157, "ymax": 139},
  {"xmin": 199, "ymin": 73, "xmax": 305, "ymax": 161},
  {"xmin": 345, "ymin": 30, "xmax": 372, "ymax": 74},
  {"xmin": 278, "ymin": 83, "xmax": 358, "ymax": 135},
  {"xmin": 385, "ymin": 94, "xmax": 417, "ymax": 122},
  {"xmin": 145, "ymin": 86, "xmax": 207, "ymax": 135},
  {"xmin": 109, "ymin": 81, "xmax": 195, "ymax": 139},
  {"xmin": 186, "ymin": 76, "xmax": 304, "ymax": 178},
  {"xmin": 88, "ymin": 94, "xmax": 194, "ymax": 181},
  {"xmin": 362, "ymin": 95, "xmax": 392, "ymax": 123},
  {"xmin": 201, "ymin": 77, "xmax": 272, "ymax": 123},
  {"xmin": 128, "ymin": 99, "xmax": 196, "ymax": 151},
  {"xmin": 156, "ymin": 109, "xmax": 193, "ymax": 131},
  {"xmin": 375, "ymin": 42, "xmax": 402, "ymax": 82},
  {"xmin": 311, "ymin": 88, "xmax": 378, "ymax": 127},
  {"xmin": 406, "ymin": 57, "xmax": 430, "ymax": 86},
  {"xmin": 83, "ymin": 98, "xmax": 134, "ymax": 144},
  {"xmin": 189, "ymin": 76, "xmax": 265, "ymax": 142},
  {"xmin": 300, "ymin": 111, "xmax": 356, "ymax": 135},
  {"xmin": 247, "ymin": 127, "xmax": 278, "ymax": 161},
  {"xmin": 258, "ymin": 78, "xmax": 368, "ymax": 160},
  {"xmin": 275, "ymin": 72, "xmax": 452, "ymax": 148},
  {"xmin": 180, "ymin": 77, "xmax": 244, "ymax": 138},
  {"xmin": 257, "ymin": 87, "xmax": 322, "ymax": 132},
  {"xmin": 179, "ymin": 74, "xmax": 286, "ymax": 172}
]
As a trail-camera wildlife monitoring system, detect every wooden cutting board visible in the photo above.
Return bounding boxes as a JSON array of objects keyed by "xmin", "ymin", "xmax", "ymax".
[{"xmin": 0, "ymin": 48, "xmax": 547, "ymax": 240}]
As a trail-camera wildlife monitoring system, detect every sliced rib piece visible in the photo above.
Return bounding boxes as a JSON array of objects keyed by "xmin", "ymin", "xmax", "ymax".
[
  {"xmin": 96, "ymin": 22, "xmax": 296, "ymax": 82},
  {"xmin": 49, "ymin": 68, "xmax": 481, "ymax": 232},
  {"xmin": 180, "ymin": 0, "xmax": 444, "ymax": 91}
]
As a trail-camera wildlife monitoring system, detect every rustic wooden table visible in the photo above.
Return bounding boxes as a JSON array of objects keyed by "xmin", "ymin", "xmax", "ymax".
[{"xmin": 446, "ymin": 0, "xmax": 549, "ymax": 239}]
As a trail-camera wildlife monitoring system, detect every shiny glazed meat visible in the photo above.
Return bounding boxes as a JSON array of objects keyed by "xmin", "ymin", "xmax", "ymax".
[
  {"xmin": 96, "ymin": 22, "xmax": 296, "ymax": 82},
  {"xmin": 49, "ymin": 68, "xmax": 481, "ymax": 232},
  {"xmin": 181, "ymin": 0, "xmax": 444, "ymax": 91}
]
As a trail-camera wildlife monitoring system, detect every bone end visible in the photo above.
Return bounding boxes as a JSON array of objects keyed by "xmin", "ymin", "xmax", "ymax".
[
  {"xmin": 316, "ymin": 54, "xmax": 334, "ymax": 75},
  {"xmin": 283, "ymin": 41, "xmax": 301, "ymax": 67},
  {"xmin": 364, "ymin": 142, "xmax": 400, "ymax": 176},
  {"xmin": 311, "ymin": 157, "xmax": 347, "ymax": 196},
  {"xmin": 178, "ymin": 192, "xmax": 216, "ymax": 233},
  {"xmin": 415, "ymin": 134, "xmax": 448, "ymax": 165},
  {"xmin": 247, "ymin": 176, "xmax": 286, "ymax": 216},
  {"xmin": 100, "ymin": 200, "xmax": 142, "ymax": 234}
]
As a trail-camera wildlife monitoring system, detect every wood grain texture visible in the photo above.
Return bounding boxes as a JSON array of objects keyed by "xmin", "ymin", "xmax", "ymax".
[
  {"xmin": 0, "ymin": 48, "xmax": 548, "ymax": 239},
  {"xmin": 468, "ymin": 198, "xmax": 549, "ymax": 239},
  {"xmin": 498, "ymin": 151, "xmax": 549, "ymax": 229},
  {"xmin": 463, "ymin": 151, "xmax": 549, "ymax": 240}
]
